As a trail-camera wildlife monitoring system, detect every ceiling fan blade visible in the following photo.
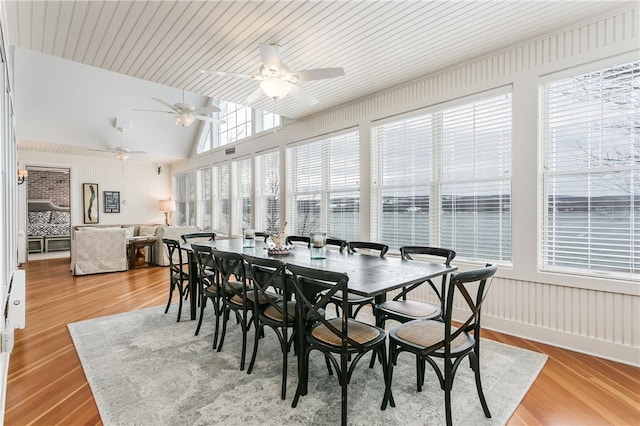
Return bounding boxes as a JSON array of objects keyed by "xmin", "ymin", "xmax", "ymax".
[
  {"xmin": 287, "ymin": 67, "xmax": 345, "ymax": 82},
  {"xmin": 195, "ymin": 115, "xmax": 226, "ymax": 124},
  {"xmin": 151, "ymin": 97, "xmax": 180, "ymax": 113},
  {"xmin": 133, "ymin": 108, "xmax": 173, "ymax": 114},
  {"xmin": 195, "ymin": 105, "xmax": 221, "ymax": 115},
  {"xmin": 287, "ymin": 84, "xmax": 318, "ymax": 105},
  {"xmin": 259, "ymin": 44, "xmax": 282, "ymax": 74},
  {"xmin": 128, "ymin": 150, "xmax": 147, "ymax": 155},
  {"xmin": 245, "ymin": 87, "xmax": 265, "ymax": 105},
  {"xmin": 200, "ymin": 70, "xmax": 258, "ymax": 80},
  {"xmin": 88, "ymin": 148, "xmax": 115, "ymax": 153}
]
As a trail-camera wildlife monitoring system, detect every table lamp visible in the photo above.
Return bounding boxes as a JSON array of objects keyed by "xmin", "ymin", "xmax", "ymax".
[{"xmin": 158, "ymin": 199, "xmax": 176, "ymax": 226}]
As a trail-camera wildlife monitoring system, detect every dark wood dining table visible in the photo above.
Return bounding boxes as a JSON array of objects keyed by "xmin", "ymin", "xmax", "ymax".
[{"xmin": 181, "ymin": 238, "xmax": 457, "ymax": 321}]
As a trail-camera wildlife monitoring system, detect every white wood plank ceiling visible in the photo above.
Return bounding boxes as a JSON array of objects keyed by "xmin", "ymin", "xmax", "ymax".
[{"xmin": 5, "ymin": 0, "xmax": 632, "ymax": 120}]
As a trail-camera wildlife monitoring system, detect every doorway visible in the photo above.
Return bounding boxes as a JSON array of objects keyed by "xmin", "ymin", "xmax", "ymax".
[{"xmin": 26, "ymin": 167, "xmax": 71, "ymax": 261}]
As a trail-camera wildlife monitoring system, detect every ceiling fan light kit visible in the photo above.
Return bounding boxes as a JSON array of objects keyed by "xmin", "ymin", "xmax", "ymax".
[
  {"xmin": 260, "ymin": 78, "xmax": 291, "ymax": 99},
  {"xmin": 134, "ymin": 92, "xmax": 222, "ymax": 127},
  {"xmin": 175, "ymin": 115, "xmax": 195, "ymax": 127},
  {"xmin": 202, "ymin": 43, "xmax": 345, "ymax": 105}
]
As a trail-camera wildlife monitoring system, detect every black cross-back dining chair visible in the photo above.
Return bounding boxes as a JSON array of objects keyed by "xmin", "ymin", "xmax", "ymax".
[
  {"xmin": 181, "ymin": 232, "xmax": 216, "ymax": 243},
  {"xmin": 211, "ymin": 249, "xmax": 256, "ymax": 371},
  {"xmin": 243, "ymin": 254, "xmax": 293, "ymax": 400},
  {"xmin": 161, "ymin": 238, "xmax": 190, "ymax": 322},
  {"xmin": 374, "ymin": 246, "xmax": 456, "ymax": 328},
  {"xmin": 326, "ymin": 238, "xmax": 348, "ymax": 253},
  {"xmin": 287, "ymin": 263, "xmax": 394, "ymax": 426},
  {"xmin": 327, "ymin": 241, "xmax": 389, "ymax": 319},
  {"xmin": 254, "ymin": 231, "xmax": 271, "ymax": 243},
  {"xmin": 285, "ymin": 235, "xmax": 310, "ymax": 247},
  {"xmin": 191, "ymin": 243, "xmax": 222, "ymax": 349},
  {"xmin": 382, "ymin": 264, "xmax": 497, "ymax": 426}
]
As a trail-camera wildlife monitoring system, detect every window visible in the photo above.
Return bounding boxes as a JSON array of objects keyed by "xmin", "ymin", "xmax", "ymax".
[
  {"xmin": 197, "ymin": 167, "xmax": 212, "ymax": 230},
  {"xmin": 540, "ymin": 60, "xmax": 639, "ymax": 278},
  {"xmin": 196, "ymin": 99, "xmax": 281, "ymax": 154},
  {"xmin": 255, "ymin": 150, "xmax": 280, "ymax": 233},
  {"xmin": 371, "ymin": 116, "xmax": 432, "ymax": 249},
  {"xmin": 259, "ymin": 109, "xmax": 281, "ymax": 133},
  {"xmin": 217, "ymin": 101, "xmax": 252, "ymax": 147},
  {"xmin": 174, "ymin": 173, "xmax": 196, "ymax": 226},
  {"xmin": 212, "ymin": 162, "xmax": 230, "ymax": 237},
  {"xmin": 372, "ymin": 91, "xmax": 512, "ymax": 262},
  {"xmin": 438, "ymin": 94, "xmax": 512, "ymax": 262},
  {"xmin": 231, "ymin": 157, "xmax": 252, "ymax": 236},
  {"xmin": 286, "ymin": 131, "xmax": 359, "ymax": 240}
]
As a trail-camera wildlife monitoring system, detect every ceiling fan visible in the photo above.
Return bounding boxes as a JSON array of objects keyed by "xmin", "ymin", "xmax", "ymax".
[
  {"xmin": 135, "ymin": 91, "xmax": 222, "ymax": 127},
  {"xmin": 89, "ymin": 121, "xmax": 145, "ymax": 160},
  {"xmin": 201, "ymin": 44, "xmax": 345, "ymax": 105}
]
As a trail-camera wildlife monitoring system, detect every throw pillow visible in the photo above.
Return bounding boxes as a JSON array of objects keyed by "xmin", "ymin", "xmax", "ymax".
[
  {"xmin": 28, "ymin": 211, "xmax": 51, "ymax": 225},
  {"xmin": 49, "ymin": 211, "xmax": 70, "ymax": 224},
  {"xmin": 122, "ymin": 226, "xmax": 135, "ymax": 239},
  {"xmin": 138, "ymin": 225, "xmax": 158, "ymax": 237}
]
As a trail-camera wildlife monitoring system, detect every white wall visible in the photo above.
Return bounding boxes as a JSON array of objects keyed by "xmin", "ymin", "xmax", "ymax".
[
  {"xmin": 16, "ymin": 151, "xmax": 171, "ymax": 262},
  {"xmin": 14, "ymin": 48, "xmax": 207, "ymax": 163},
  {"xmin": 173, "ymin": 6, "xmax": 640, "ymax": 365}
]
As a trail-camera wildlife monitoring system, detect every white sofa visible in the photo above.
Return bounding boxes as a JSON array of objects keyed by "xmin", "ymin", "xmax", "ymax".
[
  {"xmin": 70, "ymin": 224, "xmax": 163, "ymax": 275},
  {"xmin": 154, "ymin": 225, "xmax": 200, "ymax": 266},
  {"xmin": 71, "ymin": 228, "xmax": 128, "ymax": 275}
]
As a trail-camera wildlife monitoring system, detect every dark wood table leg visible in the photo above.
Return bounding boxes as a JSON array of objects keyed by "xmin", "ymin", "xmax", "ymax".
[{"xmin": 188, "ymin": 251, "xmax": 197, "ymax": 320}]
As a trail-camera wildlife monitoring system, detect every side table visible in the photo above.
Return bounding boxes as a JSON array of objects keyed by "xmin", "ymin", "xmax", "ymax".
[{"xmin": 127, "ymin": 237, "xmax": 156, "ymax": 269}]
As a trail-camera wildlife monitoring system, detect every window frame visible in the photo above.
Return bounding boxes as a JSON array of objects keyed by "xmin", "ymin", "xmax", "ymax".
[
  {"xmin": 286, "ymin": 129, "xmax": 360, "ymax": 240},
  {"xmin": 371, "ymin": 87, "xmax": 513, "ymax": 264},
  {"xmin": 538, "ymin": 57, "xmax": 639, "ymax": 280}
]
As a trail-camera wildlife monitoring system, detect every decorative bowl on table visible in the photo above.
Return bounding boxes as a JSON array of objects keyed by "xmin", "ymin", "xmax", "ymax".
[{"xmin": 265, "ymin": 228, "xmax": 293, "ymax": 255}]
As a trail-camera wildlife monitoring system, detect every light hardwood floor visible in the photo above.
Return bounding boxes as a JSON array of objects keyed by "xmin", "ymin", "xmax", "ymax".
[{"xmin": 6, "ymin": 258, "xmax": 640, "ymax": 425}]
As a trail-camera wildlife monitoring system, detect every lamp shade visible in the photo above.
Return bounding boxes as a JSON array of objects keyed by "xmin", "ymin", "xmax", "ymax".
[
  {"xmin": 158, "ymin": 199, "xmax": 176, "ymax": 212},
  {"xmin": 260, "ymin": 78, "xmax": 291, "ymax": 99}
]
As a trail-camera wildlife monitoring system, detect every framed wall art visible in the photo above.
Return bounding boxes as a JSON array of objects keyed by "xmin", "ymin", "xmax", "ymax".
[
  {"xmin": 104, "ymin": 191, "xmax": 120, "ymax": 213},
  {"xmin": 83, "ymin": 183, "xmax": 99, "ymax": 223}
]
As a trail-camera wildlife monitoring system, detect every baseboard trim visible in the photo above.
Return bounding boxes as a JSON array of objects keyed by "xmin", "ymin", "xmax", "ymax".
[{"xmin": 477, "ymin": 313, "xmax": 640, "ymax": 367}]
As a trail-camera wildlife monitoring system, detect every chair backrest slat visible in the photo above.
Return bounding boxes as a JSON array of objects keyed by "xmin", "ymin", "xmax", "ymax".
[
  {"xmin": 347, "ymin": 241, "xmax": 389, "ymax": 257},
  {"xmin": 181, "ymin": 232, "xmax": 216, "ymax": 244},
  {"xmin": 287, "ymin": 264, "xmax": 366, "ymax": 351},
  {"xmin": 211, "ymin": 249, "xmax": 248, "ymax": 300},
  {"xmin": 243, "ymin": 254, "xmax": 287, "ymax": 314},
  {"xmin": 162, "ymin": 238, "xmax": 184, "ymax": 272},
  {"xmin": 444, "ymin": 264, "xmax": 497, "ymax": 347}
]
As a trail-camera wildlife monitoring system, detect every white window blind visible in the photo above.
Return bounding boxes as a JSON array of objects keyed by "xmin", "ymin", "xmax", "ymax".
[
  {"xmin": 286, "ymin": 130, "xmax": 359, "ymax": 239},
  {"xmin": 255, "ymin": 151, "xmax": 280, "ymax": 233},
  {"xmin": 197, "ymin": 167, "xmax": 212, "ymax": 230},
  {"xmin": 438, "ymin": 93, "xmax": 512, "ymax": 262},
  {"xmin": 231, "ymin": 157, "xmax": 252, "ymax": 236},
  {"xmin": 372, "ymin": 116, "xmax": 432, "ymax": 249},
  {"xmin": 372, "ymin": 91, "xmax": 512, "ymax": 260},
  {"xmin": 212, "ymin": 162, "xmax": 230, "ymax": 237},
  {"xmin": 174, "ymin": 173, "xmax": 196, "ymax": 226},
  {"xmin": 541, "ymin": 60, "xmax": 639, "ymax": 278}
]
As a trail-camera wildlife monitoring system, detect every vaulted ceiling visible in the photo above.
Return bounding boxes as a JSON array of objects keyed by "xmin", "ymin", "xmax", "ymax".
[{"xmin": 5, "ymin": 0, "xmax": 632, "ymax": 161}]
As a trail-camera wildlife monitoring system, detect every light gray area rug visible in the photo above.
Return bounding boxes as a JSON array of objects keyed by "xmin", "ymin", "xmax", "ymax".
[{"xmin": 68, "ymin": 305, "xmax": 546, "ymax": 426}]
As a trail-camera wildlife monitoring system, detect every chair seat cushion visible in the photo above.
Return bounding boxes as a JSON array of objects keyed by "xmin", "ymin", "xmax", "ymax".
[
  {"xmin": 263, "ymin": 301, "xmax": 296, "ymax": 322},
  {"xmin": 203, "ymin": 286, "xmax": 218, "ymax": 297},
  {"xmin": 394, "ymin": 319, "xmax": 471, "ymax": 352},
  {"xmin": 377, "ymin": 300, "xmax": 440, "ymax": 319},
  {"xmin": 230, "ymin": 291, "xmax": 279, "ymax": 306},
  {"xmin": 224, "ymin": 280, "xmax": 245, "ymax": 294},
  {"xmin": 312, "ymin": 318, "xmax": 382, "ymax": 347}
]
